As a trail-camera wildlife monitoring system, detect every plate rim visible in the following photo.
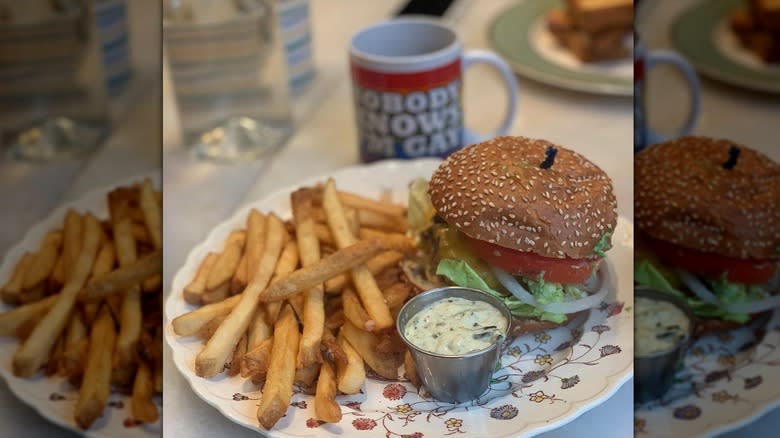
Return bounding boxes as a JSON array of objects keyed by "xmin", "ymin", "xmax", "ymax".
[
  {"xmin": 164, "ymin": 158, "xmax": 634, "ymax": 438},
  {"xmin": 0, "ymin": 170, "xmax": 162, "ymax": 438},
  {"xmin": 487, "ymin": 0, "xmax": 633, "ymax": 97},
  {"xmin": 635, "ymin": 309, "xmax": 780, "ymax": 438},
  {"xmin": 670, "ymin": 0, "xmax": 780, "ymax": 94}
]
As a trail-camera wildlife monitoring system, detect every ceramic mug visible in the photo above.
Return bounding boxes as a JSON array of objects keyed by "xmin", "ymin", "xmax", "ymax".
[
  {"xmin": 350, "ymin": 17, "xmax": 519, "ymax": 162},
  {"xmin": 634, "ymin": 39, "xmax": 701, "ymax": 152}
]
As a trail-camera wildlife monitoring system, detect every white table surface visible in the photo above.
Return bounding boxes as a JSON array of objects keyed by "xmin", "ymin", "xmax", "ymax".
[
  {"xmin": 162, "ymin": 1, "xmax": 633, "ymax": 437},
  {"xmin": 639, "ymin": 1, "xmax": 780, "ymax": 437},
  {"xmin": 0, "ymin": 1, "xmax": 161, "ymax": 436}
]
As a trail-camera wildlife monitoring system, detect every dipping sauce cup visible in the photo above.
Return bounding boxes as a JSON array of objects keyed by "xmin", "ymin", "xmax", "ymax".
[
  {"xmin": 397, "ymin": 286, "xmax": 511, "ymax": 403},
  {"xmin": 634, "ymin": 286, "xmax": 695, "ymax": 404}
]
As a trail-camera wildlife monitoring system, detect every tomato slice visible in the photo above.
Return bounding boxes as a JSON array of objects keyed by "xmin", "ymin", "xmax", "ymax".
[
  {"xmin": 649, "ymin": 238, "xmax": 778, "ymax": 284},
  {"xmin": 465, "ymin": 236, "xmax": 597, "ymax": 284}
]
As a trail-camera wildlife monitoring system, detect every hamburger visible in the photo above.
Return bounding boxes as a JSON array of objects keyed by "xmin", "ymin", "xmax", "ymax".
[
  {"xmin": 406, "ymin": 136, "xmax": 618, "ymax": 336},
  {"xmin": 634, "ymin": 137, "xmax": 780, "ymax": 333}
]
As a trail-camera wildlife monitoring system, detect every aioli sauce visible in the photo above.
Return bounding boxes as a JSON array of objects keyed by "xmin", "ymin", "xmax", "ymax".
[
  {"xmin": 635, "ymin": 297, "xmax": 691, "ymax": 357},
  {"xmin": 404, "ymin": 297, "xmax": 507, "ymax": 355}
]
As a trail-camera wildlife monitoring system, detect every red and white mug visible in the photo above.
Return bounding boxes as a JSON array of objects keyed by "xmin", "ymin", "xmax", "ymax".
[{"xmin": 350, "ymin": 17, "xmax": 519, "ymax": 162}]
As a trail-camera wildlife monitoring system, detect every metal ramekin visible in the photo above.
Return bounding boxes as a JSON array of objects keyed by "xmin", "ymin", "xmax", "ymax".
[
  {"xmin": 634, "ymin": 286, "xmax": 695, "ymax": 404},
  {"xmin": 397, "ymin": 286, "xmax": 512, "ymax": 403}
]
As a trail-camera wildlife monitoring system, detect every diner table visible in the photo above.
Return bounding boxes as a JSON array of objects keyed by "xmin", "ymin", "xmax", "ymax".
[
  {"xmin": 639, "ymin": 1, "xmax": 780, "ymax": 437},
  {"xmin": 0, "ymin": 1, "xmax": 160, "ymax": 436},
  {"xmin": 163, "ymin": 0, "xmax": 633, "ymax": 437}
]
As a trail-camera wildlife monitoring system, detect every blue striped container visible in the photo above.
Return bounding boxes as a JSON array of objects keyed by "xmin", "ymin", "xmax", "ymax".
[
  {"xmin": 94, "ymin": 0, "xmax": 133, "ymax": 97},
  {"xmin": 277, "ymin": 0, "xmax": 314, "ymax": 95}
]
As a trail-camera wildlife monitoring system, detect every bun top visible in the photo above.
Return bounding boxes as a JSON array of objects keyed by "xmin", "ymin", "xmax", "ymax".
[
  {"xmin": 428, "ymin": 136, "xmax": 618, "ymax": 259},
  {"xmin": 635, "ymin": 136, "xmax": 780, "ymax": 259}
]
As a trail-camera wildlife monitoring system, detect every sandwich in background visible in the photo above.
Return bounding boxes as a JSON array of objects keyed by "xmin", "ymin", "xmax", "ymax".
[
  {"xmin": 546, "ymin": 0, "xmax": 634, "ymax": 62},
  {"xmin": 730, "ymin": 0, "xmax": 780, "ymax": 63}
]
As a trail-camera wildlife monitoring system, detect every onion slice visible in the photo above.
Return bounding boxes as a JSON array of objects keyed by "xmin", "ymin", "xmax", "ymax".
[
  {"xmin": 491, "ymin": 265, "xmax": 609, "ymax": 314},
  {"xmin": 677, "ymin": 269, "xmax": 780, "ymax": 314},
  {"xmin": 676, "ymin": 270, "xmax": 720, "ymax": 305}
]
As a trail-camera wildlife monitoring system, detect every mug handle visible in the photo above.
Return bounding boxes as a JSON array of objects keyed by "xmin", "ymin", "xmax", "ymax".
[
  {"xmin": 644, "ymin": 50, "xmax": 701, "ymax": 144},
  {"xmin": 461, "ymin": 50, "xmax": 519, "ymax": 144}
]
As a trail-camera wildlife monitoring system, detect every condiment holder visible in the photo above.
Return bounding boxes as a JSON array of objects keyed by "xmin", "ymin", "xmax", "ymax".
[{"xmin": 397, "ymin": 286, "xmax": 512, "ymax": 403}]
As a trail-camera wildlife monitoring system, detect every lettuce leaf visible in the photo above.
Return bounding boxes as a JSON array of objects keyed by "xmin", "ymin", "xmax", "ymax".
[
  {"xmin": 407, "ymin": 177, "xmax": 436, "ymax": 233},
  {"xmin": 593, "ymin": 232, "xmax": 613, "ymax": 258},
  {"xmin": 436, "ymin": 259, "xmax": 567, "ymax": 324},
  {"xmin": 526, "ymin": 274, "xmax": 585, "ymax": 305},
  {"xmin": 634, "ymin": 259, "xmax": 750, "ymax": 323}
]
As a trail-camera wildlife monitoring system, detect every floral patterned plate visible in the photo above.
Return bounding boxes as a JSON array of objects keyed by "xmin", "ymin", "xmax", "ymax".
[
  {"xmin": 164, "ymin": 159, "xmax": 634, "ymax": 438},
  {"xmin": 0, "ymin": 171, "xmax": 162, "ymax": 437},
  {"xmin": 635, "ymin": 310, "xmax": 780, "ymax": 438}
]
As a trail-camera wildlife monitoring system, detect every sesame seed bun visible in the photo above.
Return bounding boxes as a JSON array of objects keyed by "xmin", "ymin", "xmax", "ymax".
[
  {"xmin": 428, "ymin": 136, "xmax": 618, "ymax": 259},
  {"xmin": 635, "ymin": 137, "xmax": 780, "ymax": 260}
]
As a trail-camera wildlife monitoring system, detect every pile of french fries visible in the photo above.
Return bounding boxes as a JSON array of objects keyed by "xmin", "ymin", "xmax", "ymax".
[
  {"xmin": 0, "ymin": 179, "xmax": 163, "ymax": 430},
  {"xmin": 172, "ymin": 179, "xmax": 423, "ymax": 429}
]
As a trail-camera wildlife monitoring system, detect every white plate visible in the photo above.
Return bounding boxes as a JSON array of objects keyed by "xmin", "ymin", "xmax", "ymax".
[
  {"xmin": 635, "ymin": 310, "xmax": 780, "ymax": 438},
  {"xmin": 0, "ymin": 171, "xmax": 162, "ymax": 438},
  {"xmin": 165, "ymin": 159, "xmax": 634, "ymax": 437}
]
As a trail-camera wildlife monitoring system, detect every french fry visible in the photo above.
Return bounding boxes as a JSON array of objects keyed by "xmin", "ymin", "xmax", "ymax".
[
  {"xmin": 205, "ymin": 230, "xmax": 246, "ymax": 298},
  {"xmin": 245, "ymin": 210, "xmax": 266, "ymax": 283},
  {"xmin": 131, "ymin": 223, "xmax": 152, "ymax": 246},
  {"xmin": 340, "ymin": 321, "xmax": 400, "ymax": 379},
  {"xmin": 324, "ymin": 251, "xmax": 404, "ymax": 293},
  {"xmin": 342, "ymin": 287, "xmax": 375, "ymax": 331},
  {"xmin": 61, "ymin": 312, "xmax": 87, "ymax": 374},
  {"xmin": 172, "ymin": 294, "xmax": 241, "ymax": 336},
  {"xmin": 80, "ymin": 250, "xmax": 161, "ymax": 302},
  {"xmin": 320, "ymin": 326, "xmax": 347, "ymax": 369},
  {"xmin": 384, "ymin": 282, "xmax": 412, "ymax": 310},
  {"xmin": 241, "ymin": 307, "xmax": 272, "ymax": 377},
  {"xmin": 242, "ymin": 337, "xmax": 273, "ymax": 378},
  {"xmin": 0, "ymin": 294, "xmax": 58, "ymax": 336},
  {"xmin": 231, "ymin": 252, "xmax": 248, "ymax": 294},
  {"xmin": 375, "ymin": 330, "xmax": 405, "ymax": 354},
  {"xmin": 18, "ymin": 283, "xmax": 45, "ymax": 304},
  {"xmin": 195, "ymin": 214, "xmax": 284, "ymax": 377},
  {"xmin": 142, "ymin": 274, "xmax": 161, "ymax": 293},
  {"xmin": 314, "ymin": 361, "xmax": 342, "ymax": 423},
  {"xmin": 355, "ymin": 209, "xmax": 407, "ymax": 233},
  {"xmin": 335, "ymin": 334, "xmax": 366, "ymax": 394},
  {"xmin": 196, "ymin": 314, "xmax": 227, "ymax": 341},
  {"xmin": 358, "ymin": 228, "xmax": 411, "ymax": 251},
  {"xmin": 61, "ymin": 210, "xmax": 83, "ymax": 283},
  {"xmin": 112, "ymin": 215, "xmax": 142, "ymax": 371},
  {"xmin": 256, "ymin": 304, "xmax": 300, "ymax": 429},
  {"xmin": 259, "ymin": 238, "xmax": 387, "ymax": 303},
  {"xmin": 2, "ymin": 253, "xmax": 34, "ymax": 305},
  {"xmin": 322, "ymin": 179, "xmax": 393, "ymax": 329},
  {"xmin": 131, "ymin": 360, "xmax": 159, "ymax": 424},
  {"xmin": 75, "ymin": 304, "xmax": 116, "ymax": 429},
  {"xmin": 404, "ymin": 349, "xmax": 421, "ymax": 388},
  {"xmin": 83, "ymin": 240, "xmax": 116, "ymax": 324},
  {"xmin": 264, "ymin": 239, "xmax": 300, "ymax": 323},
  {"xmin": 201, "ymin": 283, "xmax": 229, "ymax": 304},
  {"xmin": 226, "ymin": 333, "xmax": 247, "ymax": 376},
  {"xmin": 21, "ymin": 230, "xmax": 62, "ymax": 292},
  {"xmin": 325, "ymin": 308, "xmax": 344, "ymax": 331},
  {"xmin": 139, "ymin": 178, "xmax": 162, "ymax": 250},
  {"xmin": 13, "ymin": 214, "xmax": 102, "ymax": 377},
  {"xmin": 295, "ymin": 362, "xmax": 321, "ymax": 389},
  {"xmin": 337, "ymin": 190, "xmax": 406, "ymax": 218},
  {"xmin": 50, "ymin": 252, "xmax": 65, "ymax": 292},
  {"xmin": 313, "ymin": 223, "xmax": 335, "ymax": 246},
  {"xmin": 184, "ymin": 252, "xmax": 218, "ymax": 305},
  {"xmin": 46, "ymin": 333, "xmax": 65, "ymax": 376}
]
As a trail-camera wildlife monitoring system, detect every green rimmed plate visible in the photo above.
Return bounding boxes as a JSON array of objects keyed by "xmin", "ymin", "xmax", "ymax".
[
  {"xmin": 671, "ymin": 0, "xmax": 780, "ymax": 94},
  {"xmin": 488, "ymin": 0, "xmax": 633, "ymax": 96}
]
